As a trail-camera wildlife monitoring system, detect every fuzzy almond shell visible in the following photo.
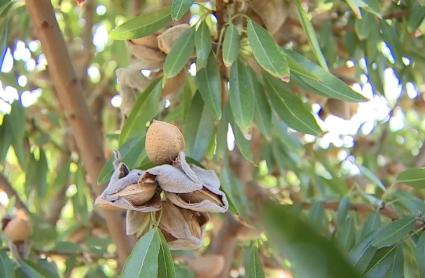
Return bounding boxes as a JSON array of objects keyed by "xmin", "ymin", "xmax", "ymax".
[
  {"xmin": 4, "ymin": 217, "xmax": 31, "ymax": 242},
  {"xmin": 145, "ymin": 121, "xmax": 185, "ymax": 164}
]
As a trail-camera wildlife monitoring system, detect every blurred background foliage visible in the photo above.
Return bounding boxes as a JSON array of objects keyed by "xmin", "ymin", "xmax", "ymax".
[{"xmin": 0, "ymin": 0, "xmax": 425, "ymax": 277}]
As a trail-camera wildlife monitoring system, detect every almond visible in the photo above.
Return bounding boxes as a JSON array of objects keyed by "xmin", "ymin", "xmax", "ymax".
[
  {"xmin": 4, "ymin": 216, "xmax": 31, "ymax": 243},
  {"xmin": 145, "ymin": 121, "xmax": 185, "ymax": 165}
]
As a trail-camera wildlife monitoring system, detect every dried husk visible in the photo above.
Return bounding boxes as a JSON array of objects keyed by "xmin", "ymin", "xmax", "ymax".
[
  {"xmin": 162, "ymin": 70, "xmax": 186, "ymax": 96},
  {"xmin": 131, "ymin": 35, "xmax": 159, "ymax": 49},
  {"xmin": 126, "ymin": 210, "xmax": 152, "ymax": 236},
  {"xmin": 250, "ymin": 0, "xmax": 288, "ymax": 35},
  {"xmin": 96, "ymin": 188, "xmax": 161, "ymax": 212},
  {"xmin": 4, "ymin": 215, "xmax": 31, "ymax": 243},
  {"xmin": 157, "ymin": 24, "xmax": 191, "ymax": 54},
  {"xmin": 166, "ymin": 187, "xmax": 228, "ymax": 213},
  {"xmin": 146, "ymin": 165, "xmax": 202, "ymax": 193},
  {"xmin": 326, "ymin": 99, "xmax": 358, "ymax": 120},
  {"xmin": 145, "ymin": 121, "xmax": 185, "ymax": 165},
  {"xmin": 186, "ymin": 255, "xmax": 225, "ymax": 278},
  {"xmin": 127, "ymin": 40, "xmax": 164, "ymax": 68},
  {"xmin": 110, "ymin": 182, "xmax": 157, "ymax": 206},
  {"xmin": 159, "ymin": 202, "xmax": 208, "ymax": 250},
  {"xmin": 116, "ymin": 66, "xmax": 151, "ymax": 117}
]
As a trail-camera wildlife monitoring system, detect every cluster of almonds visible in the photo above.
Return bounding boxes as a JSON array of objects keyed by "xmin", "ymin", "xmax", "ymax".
[
  {"xmin": 117, "ymin": 24, "xmax": 190, "ymax": 118},
  {"xmin": 95, "ymin": 121, "xmax": 228, "ymax": 249}
]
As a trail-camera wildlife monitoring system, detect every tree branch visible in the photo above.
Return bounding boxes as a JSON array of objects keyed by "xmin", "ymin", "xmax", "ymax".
[
  {"xmin": 0, "ymin": 174, "xmax": 30, "ymax": 215},
  {"xmin": 24, "ymin": 0, "xmax": 133, "ymax": 264}
]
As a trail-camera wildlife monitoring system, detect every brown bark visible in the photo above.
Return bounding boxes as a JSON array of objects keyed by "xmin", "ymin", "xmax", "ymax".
[{"xmin": 24, "ymin": 0, "xmax": 132, "ymax": 264}]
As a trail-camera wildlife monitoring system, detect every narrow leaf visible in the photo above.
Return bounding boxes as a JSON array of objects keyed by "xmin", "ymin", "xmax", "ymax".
[
  {"xmin": 119, "ymin": 80, "xmax": 162, "ymax": 145},
  {"xmin": 345, "ymin": 0, "xmax": 367, "ymax": 18},
  {"xmin": 250, "ymin": 69, "xmax": 272, "ymax": 139},
  {"xmin": 196, "ymin": 53, "xmax": 222, "ymax": 119},
  {"xmin": 396, "ymin": 168, "xmax": 425, "ymax": 188},
  {"xmin": 285, "ymin": 50, "xmax": 367, "ymax": 102},
  {"xmin": 110, "ymin": 7, "xmax": 171, "ymax": 40},
  {"xmin": 264, "ymin": 75, "xmax": 322, "ymax": 135},
  {"xmin": 294, "ymin": 0, "xmax": 328, "ymax": 70},
  {"xmin": 229, "ymin": 60, "xmax": 255, "ymax": 133},
  {"xmin": 171, "ymin": 0, "xmax": 192, "ymax": 21},
  {"xmin": 416, "ymin": 233, "xmax": 425, "ymax": 278},
  {"xmin": 263, "ymin": 202, "xmax": 360, "ymax": 278},
  {"xmin": 183, "ymin": 92, "xmax": 215, "ymax": 161},
  {"xmin": 194, "ymin": 21, "xmax": 212, "ymax": 69},
  {"xmin": 158, "ymin": 231, "xmax": 175, "ymax": 278},
  {"xmin": 121, "ymin": 229, "xmax": 161, "ymax": 278},
  {"xmin": 371, "ymin": 217, "xmax": 416, "ymax": 248},
  {"xmin": 222, "ymin": 23, "xmax": 240, "ymax": 67},
  {"xmin": 0, "ymin": 251, "xmax": 15, "ymax": 278},
  {"xmin": 230, "ymin": 116, "xmax": 253, "ymax": 162},
  {"xmin": 244, "ymin": 245, "xmax": 265, "ymax": 278},
  {"xmin": 164, "ymin": 28, "xmax": 195, "ymax": 78},
  {"xmin": 0, "ymin": 20, "xmax": 8, "ymax": 69},
  {"xmin": 247, "ymin": 20, "xmax": 289, "ymax": 81}
]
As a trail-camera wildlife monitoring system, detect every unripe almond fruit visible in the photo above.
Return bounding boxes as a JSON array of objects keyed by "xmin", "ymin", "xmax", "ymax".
[
  {"xmin": 3, "ymin": 216, "xmax": 31, "ymax": 243},
  {"xmin": 145, "ymin": 121, "xmax": 185, "ymax": 165}
]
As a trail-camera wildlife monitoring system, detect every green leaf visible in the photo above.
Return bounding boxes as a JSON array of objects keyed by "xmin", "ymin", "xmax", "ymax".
[
  {"xmin": 336, "ymin": 215, "xmax": 356, "ymax": 251},
  {"xmin": 336, "ymin": 197, "xmax": 350, "ymax": 227},
  {"xmin": 359, "ymin": 211, "xmax": 381, "ymax": 240},
  {"xmin": 344, "ymin": 0, "xmax": 367, "ymax": 18},
  {"xmin": 244, "ymin": 244, "xmax": 265, "ymax": 278},
  {"xmin": 121, "ymin": 229, "xmax": 161, "ymax": 278},
  {"xmin": 19, "ymin": 259, "xmax": 59, "ymax": 278},
  {"xmin": 263, "ymin": 202, "xmax": 360, "ymax": 278},
  {"xmin": 349, "ymin": 232, "xmax": 378, "ymax": 273},
  {"xmin": 364, "ymin": 246, "xmax": 402, "ymax": 278},
  {"xmin": 110, "ymin": 7, "xmax": 171, "ymax": 40},
  {"xmin": 220, "ymin": 163, "xmax": 249, "ymax": 216},
  {"xmin": 356, "ymin": 164, "xmax": 386, "ymax": 192},
  {"xmin": 0, "ymin": 20, "xmax": 8, "ymax": 69},
  {"xmin": 371, "ymin": 217, "xmax": 416, "ymax": 248},
  {"xmin": 98, "ymin": 137, "xmax": 146, "ymax": 184},
  {"xmin": 252, "ymin": 72, "xmax": 272, "ymax": 140},
  {"xmin": 8, "ymin": 101, "xmax": 26, "ymax": 168},
  {"xmin": 158, "ymin": 231, "xmax": 175, "ymax": 278},
  {"xmin": 396, "ymin": 168, "xmax": 425, "ymax": 189},
  {"xmin": 0, "ymin": 117, "xmax": 11, "ymax": 163},
  {"xmin": 394, "ymin": 191, "xmax": 425, "ymax": 215},
  {"xmin": 247, "ymin": 20, "xmax": 289, "ymax": 81},
  {"xmin": 285, "ymin": 50, "xmax": 367, "ymax": 102},
  {"xmin": 354, "ymin": 12, "xmax": 373, "ymax": 40},
  {"xmin": 183, "ymin": 92, "xmax": 215, "ymax": 161},
  {"xmin": 228, "ymin": 107, "xmax": 253, "ymax": 161},
  {"xmin": 229, "ymin": 60, "xmax": 255, "ymax": 133},
  {"xmin": 119, "ymin": 80, "xmax": 162, "ymax": 145},
  {"xmin": 408, "ymin": 3, "xmax": 425, "ymax": 32},
  {"xmin": 194, "ymin": 21, "xmax": 212, "ymax": 69},
  {"xmin": 164, "ymin": 28, "xmax": 195, "ymax": 78},
  {"xmin": 264, "ymin": 75, "xmax": 322, "ymax": 135},
  {"xmin": 171, "ymin": 0, "xmax": 192, "ymax": 21},
  {"xmin": 416, "ymin": 233, "xmax": 425, "ymax": 278},
  {"xmin": 294, "ymin": 0, "xmax": 328, "ymax": 70},
  {"xmin": 196, "ymin": 53, "xmax": 222, "ymax": 119},
  {"xmin": 0, "ymin": 251, "xmax": 15, "ymax": 278},
  {"xmin": 222, "ymin": 23, "xmax": 240, "ymax": 67}
]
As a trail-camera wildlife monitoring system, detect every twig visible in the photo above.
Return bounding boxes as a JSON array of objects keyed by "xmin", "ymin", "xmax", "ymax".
[
  {"xmin": 0, "ymin": 173, "xmax": 30, "ymax": 214},
  {"xmin": 24, "ymin": 0, "xmax": 133, "ymax": 265}
]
